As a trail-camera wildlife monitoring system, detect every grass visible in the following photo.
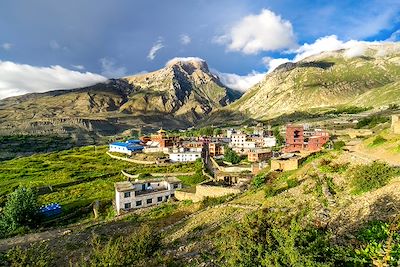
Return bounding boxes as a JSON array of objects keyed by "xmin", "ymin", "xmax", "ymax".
[{"xmin": 0, "ymin": 146, "xmax": 202, "ymax": 214}]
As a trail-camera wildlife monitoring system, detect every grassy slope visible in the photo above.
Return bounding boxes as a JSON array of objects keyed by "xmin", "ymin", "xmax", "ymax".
[{"xmin": 0, "ymin": 146, "xmax": 200, "ymax": 212}]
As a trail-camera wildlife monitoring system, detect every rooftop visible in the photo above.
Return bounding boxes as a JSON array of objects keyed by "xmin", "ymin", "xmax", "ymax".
[{"xmin": 115, "ymin": 177, "xmax": 181, "ymax": 192}]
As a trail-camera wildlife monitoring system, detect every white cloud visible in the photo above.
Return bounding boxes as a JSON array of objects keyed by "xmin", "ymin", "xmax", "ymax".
[
  {"xmin": 214, "ymin": 70, "xmax": 265, "ymax": 92},
  {"xmin": 2, "ymin": 43, "xmax": 12, "ymax": 50},
  {"xmin": 215, "ymin": 9, "xmax": 296, "ymax": 54},
  {"xmin": 262, "ymin": 57, "xmax": 291, "ymax": 73},
  {"xmin": 165, "ymin": 57, "xmax": 205, "ymax": 67},
  {"xmin": 72, "ymin": 64, "xmax": 85, "ymax": 70},
  {"xmin": 180, "ymin": 34, "xmax": 191, "ymax": 45},
  {"xmin": 290, "ymin": 35, "xmax": 385, "ymax": 61},
  {"xmin": 100, "ymin": 58, "xmax": 127, "ymax": 78},
  {"xmin": 147, "ymin": 38, "xmax": 164, "ymax": 60},
  {"xmin": 387, "ymin": 29, "xmax": 400, "ymax": 41},
  {"xmin": 0, "ymin": 60, "xmax": 107, "ymax": 99}
]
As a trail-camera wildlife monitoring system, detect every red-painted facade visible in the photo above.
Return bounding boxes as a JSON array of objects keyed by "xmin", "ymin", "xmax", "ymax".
[{"xmin": 284, "ymin": 125, "xmax": 329, "ymax": 152}]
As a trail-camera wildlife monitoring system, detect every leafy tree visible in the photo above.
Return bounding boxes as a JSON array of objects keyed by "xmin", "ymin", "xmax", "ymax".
[
  {"xmin": 198, "ymin": 127, "xmax": 214, "ymax": 136},
  {"xmin": 2, "ymin": 187, "xmax": 40, "ymax": 231},
  {"xmin": 223, "ymin": 147, "xmax": 241, "ymax": 164},
  {"xmin": 273, "ymin": 128, "xmax": 285, "ymax": 147},
  {"xmin": 213, "ymin": 128, "xmax": 223, "ymax": 136}
]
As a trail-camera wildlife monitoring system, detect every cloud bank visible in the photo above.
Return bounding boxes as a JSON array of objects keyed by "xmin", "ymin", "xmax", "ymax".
[
  {"xmin": 165, "ymin": 57, "xmax": 205, "ymax": 67},
  {"xmin": 0, "ymin": 61, "xmax": 107, "ymax": 99},
  {"xmin": 215, "ymin": 9, "xmax": 296, "ymax": 54},
  {"xmin": 100, "ymin": 58, "xmax": 127, "ymax": 78}
]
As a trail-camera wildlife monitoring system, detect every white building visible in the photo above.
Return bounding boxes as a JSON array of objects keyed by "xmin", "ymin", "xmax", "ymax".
[
  {"xmin": 115, "ymin": 177, "xmax": 182, "ymax": 215},
  {"xmin": 109, "ymin": 141, "xmax": 144, "ymax": 155},
  {"xmin": 230, "ymin": 133, "xmax": 247, "ymax": 147},
  {"xmin": 169, "ymin": 151, "xmax": 201, "ymax": 162},
  {"xmin": 263, "ymin": 136, "xmax": 277, "ymax": 147}
]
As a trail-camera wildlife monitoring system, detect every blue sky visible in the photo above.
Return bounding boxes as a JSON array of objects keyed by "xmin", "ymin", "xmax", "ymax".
[{"xmin": 0, "ymin": 0, "xmax": 399, "ymax": 98}]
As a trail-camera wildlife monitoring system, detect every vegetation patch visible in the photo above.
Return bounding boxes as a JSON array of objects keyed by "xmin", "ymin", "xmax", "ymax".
[
  {"xmin": 349, "ymin": 162, "xmax": 400, "ymax": 194},
  {"xmin": 369, "ymin": 135, "xmax": 387, "ymax": 147},
  {"xmin": 356, "ymin": 115, "xmax": 389, "ymax": 129}
]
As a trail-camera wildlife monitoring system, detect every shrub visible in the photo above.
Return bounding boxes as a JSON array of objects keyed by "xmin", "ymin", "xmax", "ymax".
[
  {"xmin": 252, "ymin": 174, "xmax": 266, "ymax": 188},
  {"xmin": 333, "ymin": 141, "xmax": 346, "ymax": 150},
  {"xmin": 1, "ymin": 187, "xmax": 40, "ymax": 233},
  {"xmin": 287, "ymin": 178, "xmax": 299, "ymax": 189},
  {"xmin": 356, "ymin": 116, "xmax": 389, "ymax": 129},
  {"xmin": 223, "ymin": 147, "xmax": 241, "ymax": 164},
  {"xmin": 350, "ymin": 162, "xmax": 399, "ymax": 194},
  {"xmin": 2, "ymin": 243, "xmax": 53, "ymax": 267},
  {"xmin": 370, "ymin": 135, "xmax": 387, "ymax": 147}
]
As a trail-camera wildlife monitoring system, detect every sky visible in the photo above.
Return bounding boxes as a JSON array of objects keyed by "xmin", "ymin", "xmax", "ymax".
[{"xmin": 0, "ymin": 0, "xmax": 400, "ymax": 98}]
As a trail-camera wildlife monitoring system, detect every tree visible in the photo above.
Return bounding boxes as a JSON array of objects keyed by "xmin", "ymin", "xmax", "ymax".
[
  {"xmin": 199, "ymin": 127, "xmax": 214, "ymax": 136},
  {"xmin": 2, "ymin": 187, "xmax": 40, "ymax": 231},
  {"xmin": 224, "ymin": 147, "xmax": 241, "ymax": 164},
  {"xmin": 273, "ymin": 128, "xmax": 285, "ymax": 146},
  {"xmin": 213, "ymin": 128, "xmax": 223, "ymax": 136}
]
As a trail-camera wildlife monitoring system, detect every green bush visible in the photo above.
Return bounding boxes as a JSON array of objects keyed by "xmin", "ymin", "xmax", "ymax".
[
  {"xmin": 0, "ymin": 187, "xmax": 40, "ymax": 235},
  {"xmin": 350, "ymin": 162, "xmax": 399, "ymax": 194},
  {"xmin": 223, "ymin": 147, "xmax": 241, "ymax": 164},
  {"xmin": 356, "ymin": 116, "xmax": 389, "ymax": 129},
  {"xmin": 252, "ymin": 174, "xmax": 266, "ymax": 188},
  {"xmin": 1, "ymin": 243, "xmax": 53, "ymax": 267},
  {"xmin": 353, "ymin": 221, "xmax": 400, "ymax": 266},
  {"xmin": 370, "ymin": 135, "xmax": 387, "ymax": 147},
  {"xmin": 333, "ymin": 141, "xmax": 346, "ymax": 150},
  {"xmin": 287, "ymin": 178, "xmax": 299, "ymax": 189}
]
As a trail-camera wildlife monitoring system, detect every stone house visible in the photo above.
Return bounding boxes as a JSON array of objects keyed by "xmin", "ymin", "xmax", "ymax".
[{"xmin": 270, "ymin": 153, "xmax": 299, "ymax": 172}]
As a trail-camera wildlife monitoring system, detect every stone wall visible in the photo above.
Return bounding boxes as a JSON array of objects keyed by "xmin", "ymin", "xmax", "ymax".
[
  {"xmin": 391, "ymin": 115, "xmax": 400, "ymax": 134},
  {"xmin": 271, "ymin": 158, "xmax": 298, "ymax": 171}
]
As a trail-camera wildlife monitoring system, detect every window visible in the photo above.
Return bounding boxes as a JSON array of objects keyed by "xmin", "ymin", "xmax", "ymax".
[
  {"xmin": 157, "ymin": 196, "xmax": 163, "ymax": 202},
  {"xmin": 136, "ymin": 200, "xmax": 142, "ymax": 206},
  {"xmin": 124, "ymin": 202, "xmax": 131, "ymax": 209},
  {"xmin": 147, "ymin": 198, "xmax": 153, "ymax": 204},
  {"xmin": 165, "ymin": 195, "xmax": 169, "ymax": 200},
  {"xmin": 124, "ymin": 192, "xmax": 131, "ymax": 198},
  {"xmin": 173, "ymin": 184, "xmax": 179, "ymax": 189},
  {"xmin": 171, "ymin": 193, "xmax": 175, "ymax": 198}
]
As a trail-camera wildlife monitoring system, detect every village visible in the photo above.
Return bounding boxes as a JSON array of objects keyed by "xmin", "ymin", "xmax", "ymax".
[{"xmin": 111, "ymin": 123, "xmax": 331, "ymax": 215}]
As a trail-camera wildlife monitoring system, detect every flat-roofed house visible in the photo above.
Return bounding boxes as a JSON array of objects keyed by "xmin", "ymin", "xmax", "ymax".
[
  {"xmin": 109, "ymin": 141, "xmax": 144, "ymax": 155},
  {"xmin": 115, "ymin": 177, "xmax": 182, "ymax": 215},
  {"xmin": 169, "ymin": 151, "xmax": 201, "ymax": 162},
  {"xmin": 248, "ymin": 149, "xmax": 272, "ymax": 162}
]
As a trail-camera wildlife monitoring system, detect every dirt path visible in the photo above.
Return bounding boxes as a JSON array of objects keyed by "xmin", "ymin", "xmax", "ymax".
[{"xmin": 347, "ymin": 140, "xmax": 400, "ymax": 166}]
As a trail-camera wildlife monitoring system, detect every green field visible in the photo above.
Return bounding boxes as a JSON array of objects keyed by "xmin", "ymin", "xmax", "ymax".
[{"xmin": 0, "ymin": 146, "xmax": 202, "ymax": 213}]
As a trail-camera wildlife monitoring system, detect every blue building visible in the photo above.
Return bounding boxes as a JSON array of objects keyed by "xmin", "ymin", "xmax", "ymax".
[{"xmin": 109, "ymin": 140, "xmax": 144, "ymax": 155}]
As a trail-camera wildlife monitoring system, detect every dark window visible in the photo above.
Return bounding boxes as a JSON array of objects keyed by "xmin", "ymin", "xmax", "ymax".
[
  {"xmin": 171, "ymin": 193, "xmax": 175, "ymax": 198},
  {"xmin": 124, "ymin": 192, "xmax": 131, "ymax": 198},
  {"xmin": 147, "ymin": 183, "xmax": 150, "ymax": 187},
  {"xmin": 165, "ymin": 195, "xmax": 169, "ymax": 200},
  {"xmin": 124, "ymin": 203, "xmax": 131, "ymax": 209},
  {"xmin": 294, "ymin": 130, "xmax": 300, "ymax": 138},
  {"xmin": 157, "ymin": 196, "xmax": 163, "ymax": 202},
  {"xmin": 147, "ymin": 198, "xmax": 153, "ymax": 204},
  {"xmin": 136, "ymin": 200, "xmax": 142, "ymax": 206},
  {"xmin": 173, "ymin": 184, "xmax": 179, "ymax": 189}
]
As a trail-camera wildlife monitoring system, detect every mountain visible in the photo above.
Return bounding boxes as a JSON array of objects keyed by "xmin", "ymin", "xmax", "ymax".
[
  {"xmin": 0, "ymin": 59, "xmax": 240, "ymax": 141},
  {"xmin": 226, "ymin": 43, "xmax": 400, "ymax": 120}
]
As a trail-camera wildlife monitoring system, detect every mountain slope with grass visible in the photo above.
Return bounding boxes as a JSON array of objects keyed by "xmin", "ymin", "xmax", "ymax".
[{"xmin": 226, "ymin": 43, "xmax": 400, "ymax": 120}]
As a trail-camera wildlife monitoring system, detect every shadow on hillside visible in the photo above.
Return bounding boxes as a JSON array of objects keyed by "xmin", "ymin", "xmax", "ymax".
[
  {"xmin": 275, "ymin": 61, "xmax": 335, "ymax": 72},
  {"xmin": 331, "ymin": 194, "xmax": 400, "ymax": 243}
]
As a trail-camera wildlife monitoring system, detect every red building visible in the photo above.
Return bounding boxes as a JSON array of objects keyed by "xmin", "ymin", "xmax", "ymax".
[
  {"xmin": 284, "ymin": 125, "xmax": 305, "ymax": 152},
  {"xmin": 284, "ymin": 125, "xmax": 329, "ymax": 153}
]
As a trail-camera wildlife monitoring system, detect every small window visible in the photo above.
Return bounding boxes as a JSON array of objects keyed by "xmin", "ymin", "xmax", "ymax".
[
  {"xmin": 173, "ymin": 184, "xmax": 179, "ymax": 189},
  {"xmin": 165, "ymin": 195, "xmax": 169, "ymax": 200},
  {"xmin": 124, "ymin": 202, "xmax": 131, "ymax": 209},
  {"xmin": 157, "ymin": 196, "xmax": 163, "ymax": 202},
  {"xmin": 171, "ymin": 193, "xmax": 175, "ymax": 198},
  {"xmin": 124, "ymin": 192, "xmax": 131, "ymax": 198},
  {"xmin": 136, "ymin": 200, "xmax": 142, "ymax": 206},
  {"xmin": 147, "ymin": 198, "xmax": 153, "ymax": 204},
  {"xmin": 147, "ymin": 183, "xmax": 150, "ymax": 187}
]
